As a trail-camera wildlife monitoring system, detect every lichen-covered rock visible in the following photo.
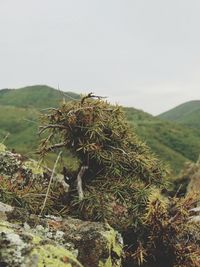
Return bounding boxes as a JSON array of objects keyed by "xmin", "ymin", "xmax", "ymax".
[
  {"xmin": 0, "ymin": 148, "xmax": 42, "ymax": 182},
  {"xmin": 44, "ymin": 216, "xmax": 123, "ymax": 267},
  {"xmin": 0, "ymin": 201, "xmax": 123, "ymax": 267},
  {"xmin": 0, "ymin": 220, "xmax": 82, "ymax": 267},
  {"xmin": 0, "ymin": 201, "xmax": 14, "ymax": 220},
  {"xmin": 0, "ymin": 146, "xmax": 68, "ymax": 189}
]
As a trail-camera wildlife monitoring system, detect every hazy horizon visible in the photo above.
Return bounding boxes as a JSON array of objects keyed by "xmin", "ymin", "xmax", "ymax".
[{"xmin": 1, "ymin": 0, "xmax": 200, "ymax": 115}]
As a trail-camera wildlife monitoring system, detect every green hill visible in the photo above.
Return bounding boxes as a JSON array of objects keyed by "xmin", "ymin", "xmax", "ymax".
[
  {"xmin": 0, "ymin": 105, "xmax": 39, "ymax": 154},
  {"xmin": 1, "ymin": 85, "xmax": 200, "ymax": 174},
  {"xmin": 0, "ymin": 85, "xmax": 79, "ymax": 109},
  {"xmin": 0, "ymin": 85, "xmax": 80, "ymax": 154},
  {"xmin": 158, "ymin": 100, "xmax": 200, "ymax": 128},
  {"xmin": 125, "ymin": 107, "xmax": 200, "ymax": 173}
]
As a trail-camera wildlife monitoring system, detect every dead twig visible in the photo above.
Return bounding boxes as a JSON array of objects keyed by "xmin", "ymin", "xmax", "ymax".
[
  {"xmin": 81, "ymin": 92, "xmax": 107, "ymax": 104},
  {"xmin": 40, "ymin": 151, "xmax": 62, "ymax": 215},
  {"xmin": 41, "ymin": 107, "xmax": 60, "ymax": 112},
  {"xmin": 46, "ymin": 142, "xmax": 68, "ymax": 151},
  {"xmin": 1, "ymin": 133, "xmax": 10, "ymax": 144}
]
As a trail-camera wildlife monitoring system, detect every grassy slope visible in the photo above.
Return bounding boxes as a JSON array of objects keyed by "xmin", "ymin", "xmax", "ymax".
[
  {"xmin": 0, "ymin": 105, "xmax": 39, "ymax": 154},
  {"xmin": 1, "ymin": 85, "xmax": 200, "ymax": 174},
  {"xmin": 0, "ymin": 85, "xmax": 79, "ymax": 161},
  {"xmin": 0, "ymin": 85, "xmax": 79, "ymax": 109},
  {"xmin": 125, "ymin": 107, "xmax": 200, "ymax": 174},
  {"xmin": 158, "ymin": 100, "xmax": 200, "ymax": 128}
]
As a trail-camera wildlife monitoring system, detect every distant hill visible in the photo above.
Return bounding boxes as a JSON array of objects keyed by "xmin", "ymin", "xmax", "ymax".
[
  {"xmin": 1, "ymin": 85, "xmax": 200, "ymax": 174},
  {"xmin": 0, "ymin": 85, "xmax": 79, "ymax": 155},
  {"xmin": 125, "ymin": 107, "xmax": 200, "ymax": 174},
  {"xmin": 158, "ymin": 100, "xmax": 200, "ymax": 128},
  {"xmin": 0, "ymin": 85, "xmax": 80, "ymax": 109}
]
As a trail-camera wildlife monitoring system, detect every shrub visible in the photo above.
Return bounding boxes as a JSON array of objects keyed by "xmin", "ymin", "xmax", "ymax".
[
  {"xmin": 38, "ymin": 95, "xmax": 167, "ymax": 184},
  {"xmin": 38, "ymin": 95, "xmax": 200, "ymax": 266},
  {"xmin": 125, "ymin": 190, "xmax": 200, "ymax": 267}
]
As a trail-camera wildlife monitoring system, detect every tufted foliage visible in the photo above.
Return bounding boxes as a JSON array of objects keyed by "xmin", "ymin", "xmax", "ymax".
[{"xmin": 38, "ymin": 96, "xmax": 200, "ymax": 266}]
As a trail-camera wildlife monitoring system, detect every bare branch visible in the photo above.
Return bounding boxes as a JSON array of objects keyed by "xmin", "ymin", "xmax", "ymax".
[
  {"xmin": 1, "ymin": 133, "xmax": 10, "ymax": 144},
  {"xmin": 77, "ymin": 166, "xmax": 88, "ymax": 200},
  {"xmin": 81, "ymin": 92, "xmax": 107, "ymax": 104},
  {"xmin": 40, "ymin": 151, "xmax": 62, "ymax": 215},
  {"xmin": 41, "ymin": 107, "xmax": 60, "ymax": 112},
  {"xmin": 46, "ymin": 142, "xmax": 68, "ymax": 151}
]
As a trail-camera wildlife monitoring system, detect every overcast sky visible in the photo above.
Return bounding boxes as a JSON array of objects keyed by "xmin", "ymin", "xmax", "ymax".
[{"xmin": 0, "ymin": 0, "xmax": 200, "ymax": 115}]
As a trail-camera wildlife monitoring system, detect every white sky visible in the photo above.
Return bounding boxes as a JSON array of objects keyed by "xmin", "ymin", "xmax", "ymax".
[{"xmin": 0, "ymin": 0, "xmax": 200, "ymax": 115}]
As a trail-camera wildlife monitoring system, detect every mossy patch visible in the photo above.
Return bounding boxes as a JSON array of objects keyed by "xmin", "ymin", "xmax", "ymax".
[
  {"xmin": 31, "ymin": 244, "xmax": 82, "ymax": 267},
  {"xmin": 0, "ymin": 143, "xmax": 6, "ymax": 152},
  {"xmin": 98, "ymin": 225, "xmax": 123, "ymax": 267},
  {"xmin": 23, "ymin": 160, "xmax": 44, "ymax": 176},
  {"xmin": 0, "ymin": 220, "xmax": 17, "ymax": 233},
  {"xmin": 0, "ymin": 219, "xmax": 83, "ymax": 267}
]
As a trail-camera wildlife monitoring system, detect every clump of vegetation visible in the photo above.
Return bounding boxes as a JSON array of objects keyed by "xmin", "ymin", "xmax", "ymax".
[
  {"xmin": 0, "ymin": 148, "xmax": 69, "ymax": 215},
  {"xmin": 38, "ymin": 95, "xmax": 167, "ymax": 226},
  {"xmin": 0, "ymin": 174, "xmax": 68, "ymax": 215},
  {"xmin": 125, "ymin": 190, "xmax": 200, "ymax": 267},
  {"xmin": 37, "ymin": 95, "xmax": 200, "ymax": 266},
  {"xmin": 2, "ymin": 94, "xmax": 199, "ymax": 266},
  {"xmin": 38, "ymin": 95, "xmax": 167, "ymax": 185}
]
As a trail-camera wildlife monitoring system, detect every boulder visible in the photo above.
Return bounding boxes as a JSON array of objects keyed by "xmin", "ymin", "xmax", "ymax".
[
  {"xmin": 0, "ymin": 220, "xmax": 82, "ymax": 267},
  {"xmin": 0, "ymin": 201, "xmax": 123, "ymax": 267}
]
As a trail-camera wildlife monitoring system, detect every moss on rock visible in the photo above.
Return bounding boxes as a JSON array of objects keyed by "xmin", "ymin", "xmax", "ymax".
[
  {"xmin": 0, "ymin": 219, "xmax": 82, "ymax": 267},
  {"xmin": 0, "ymin": 203, "xmax": 123, "ymax": 267},
  {"xmin": 31, "ymin": 245, "xmax": 82, "ymax": 267},
  {"xmin": 99, "ymin": 225, "xmax": 123, "ymax": 267}
]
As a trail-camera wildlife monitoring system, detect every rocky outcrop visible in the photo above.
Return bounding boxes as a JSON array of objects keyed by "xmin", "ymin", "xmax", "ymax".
[
  {"xmin": 0, "ymin": 147, "xmax": 68, "ymax": 192},
  {"xmin": 0, "ymin": 219, "xmax": 82, "ymax": 267},
  {"xmin": 0, "ymin": 146, "xmax": 123, "ymax": 266},
  {"xmin": 0, "ymin": 202, "xmax": 123, "ymax": 267}
]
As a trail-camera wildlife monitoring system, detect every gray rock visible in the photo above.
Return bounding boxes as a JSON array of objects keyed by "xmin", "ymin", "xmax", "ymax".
[{"xmin": 0, "ymin": 201, "xmax": 123, "ymax": 267}]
